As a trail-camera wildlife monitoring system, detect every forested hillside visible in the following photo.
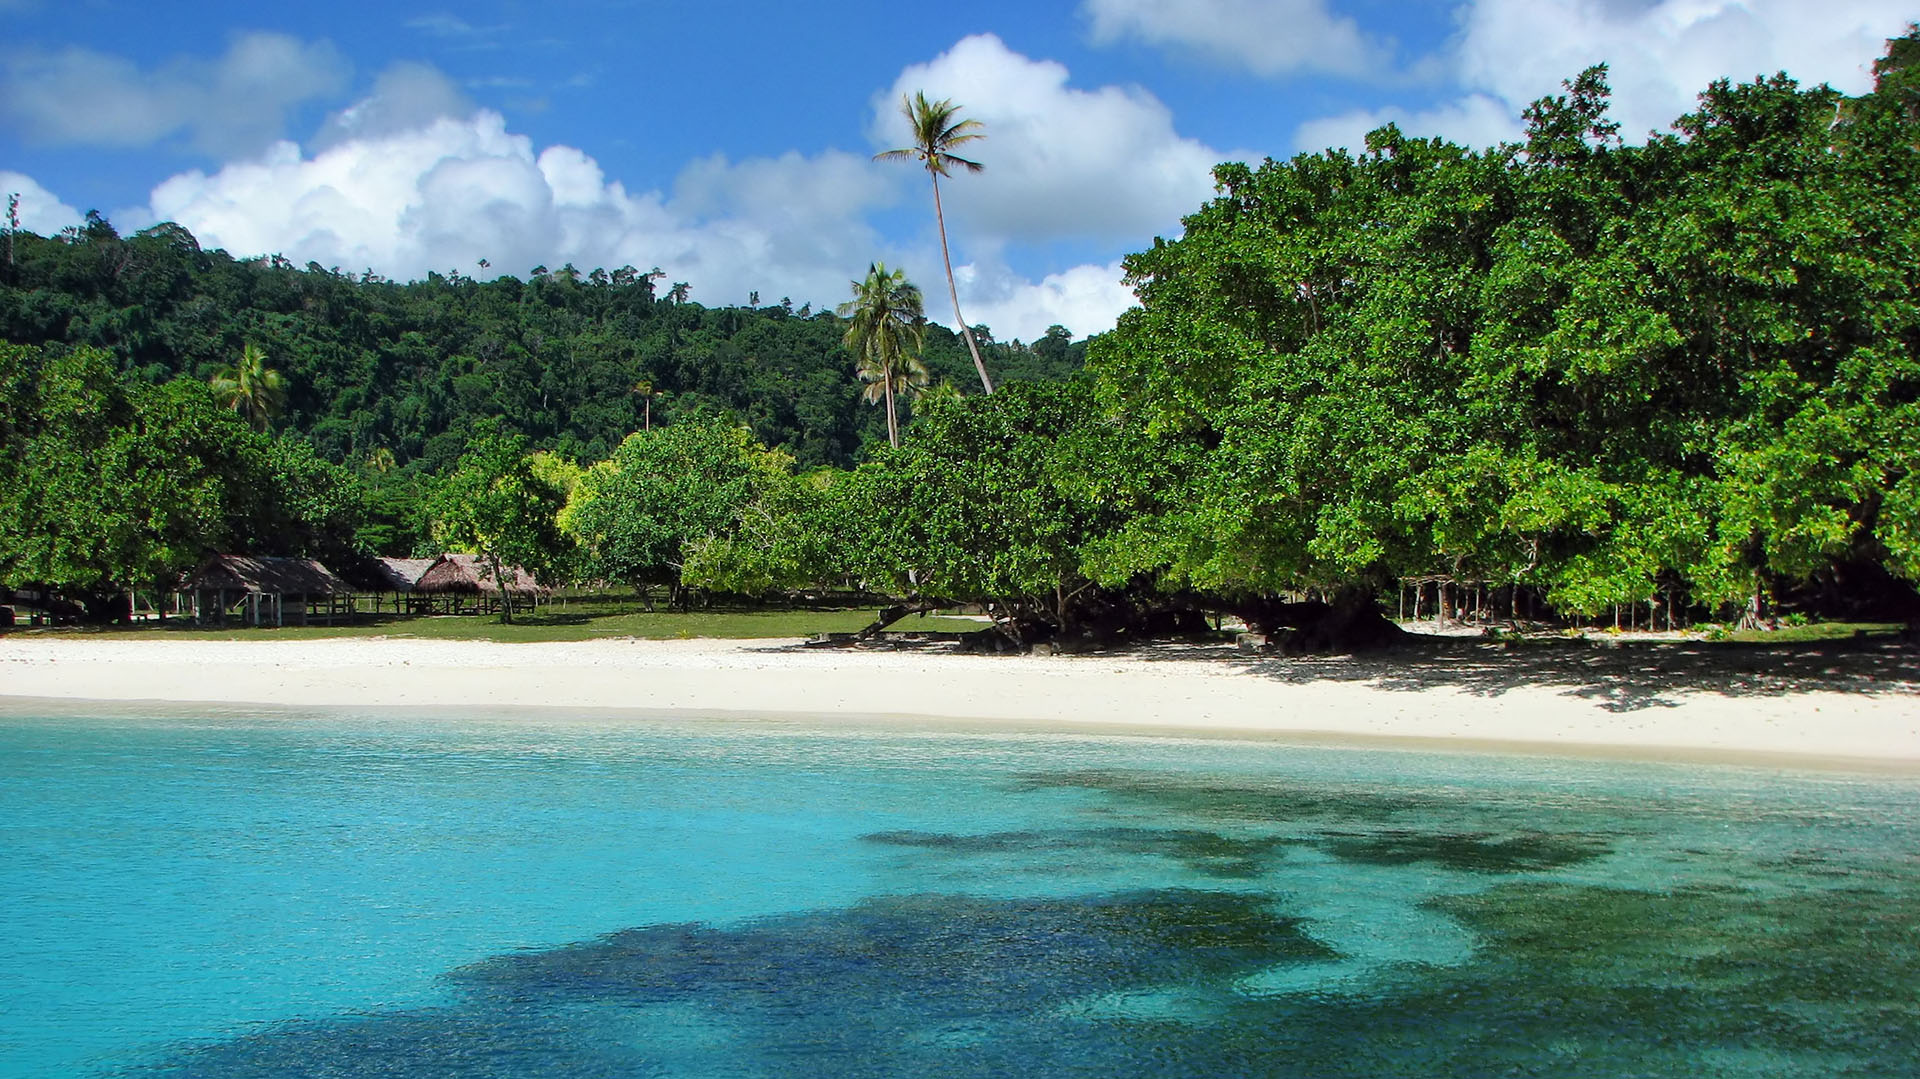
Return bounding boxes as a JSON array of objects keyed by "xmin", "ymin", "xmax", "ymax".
[{"xmin": 0, "ymin": 224, "xmax": 1085, "ymax": 472}]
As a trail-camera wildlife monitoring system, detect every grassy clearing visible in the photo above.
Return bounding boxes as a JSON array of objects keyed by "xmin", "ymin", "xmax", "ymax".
[
  {"xmin": 2, "ymin": 605, "xmax": 990, "ymax": 643},
  {"xmin": 1718, "ymin": 621, "xmax": 1903, "ymax": 644}
]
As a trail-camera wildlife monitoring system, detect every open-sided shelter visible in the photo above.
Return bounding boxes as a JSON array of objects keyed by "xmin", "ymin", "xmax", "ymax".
[
  {"xmin": 413, "ymin": 553, "xmax": 546, "ymax": 615},
  {"xmin": 182, "ymin": 555, "xmax": 355, "ymax": 626},
  {"xmin": 367, "ymin": 556, "xmax": 437, "ymax": 614}
]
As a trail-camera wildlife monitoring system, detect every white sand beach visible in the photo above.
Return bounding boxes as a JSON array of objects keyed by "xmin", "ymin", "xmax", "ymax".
[{"xmin": 2, "ymin": 634, "xmax": 1916, "ymax": 767}]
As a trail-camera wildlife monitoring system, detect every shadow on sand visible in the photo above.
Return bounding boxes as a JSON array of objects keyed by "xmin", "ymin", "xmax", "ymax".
[
  {"xmin": 1158, "ymin": 634, "xmax": 1920, "ymax": 713},
  {"xmin": 782, "ymin": 632, "xmax": 1920, "ymax": 714}
]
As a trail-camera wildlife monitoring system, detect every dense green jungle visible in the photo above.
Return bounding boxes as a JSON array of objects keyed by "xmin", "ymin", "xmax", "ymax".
[{"xmin": 4, "ymin": 33, "xmax": 1920, "ymax": 645}]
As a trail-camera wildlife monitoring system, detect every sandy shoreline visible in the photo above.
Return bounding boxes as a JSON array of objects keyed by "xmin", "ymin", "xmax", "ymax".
[{"xmin": 1, "ymin": 635, "xmax": 1916, "ymax": 767}]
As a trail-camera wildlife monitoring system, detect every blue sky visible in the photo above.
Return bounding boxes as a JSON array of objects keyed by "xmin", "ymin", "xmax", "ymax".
[{"xmin": 2, "ymin": 0, "xmax": 1911, "ymax": 341}]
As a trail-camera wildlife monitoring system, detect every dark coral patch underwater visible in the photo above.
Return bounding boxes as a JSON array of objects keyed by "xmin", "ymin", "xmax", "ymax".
[{"xmin": 128, "ymin": 872, "xmax": 1920, "ymax": 1079}]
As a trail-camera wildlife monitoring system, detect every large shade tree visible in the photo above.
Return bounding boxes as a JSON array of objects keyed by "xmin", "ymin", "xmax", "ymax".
[
  {"xmin": 564, "ymin": 419, "xmax": 797, "ymax": 600},
  {"xmin": 1089, "ymin": 48, "xmax": 1920, "ymax": 629},
  {"xmin": 428, "ymin": 428, "xmax": 569, "ymax": 623},
  {"xmin": 877, "ymin": 91, "xmax": 995, "ymax": 395}
]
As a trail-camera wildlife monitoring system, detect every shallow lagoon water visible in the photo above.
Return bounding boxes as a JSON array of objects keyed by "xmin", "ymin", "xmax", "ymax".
[{"xmin": 1, "ymin": 706, "xmax": 1916, "ymax": 1077}]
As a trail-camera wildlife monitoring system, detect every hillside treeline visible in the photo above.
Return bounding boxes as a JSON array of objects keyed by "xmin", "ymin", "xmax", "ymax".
[
  {"xmin": 0, "ymin": 222, "xmax": 1085, "ymax": 472},
  {"xmin": 5, "ymin": 33, "xmax": 1919, "ymax": 642}
]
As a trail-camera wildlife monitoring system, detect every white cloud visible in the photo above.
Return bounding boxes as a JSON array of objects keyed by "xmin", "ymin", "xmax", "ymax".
[
  {"xmin": 1293, "ymin": 93, "xmax": 1521, "ymax": 153},
  {"xmin": 312, "ymin": 62, "xmax": 472, "ymax": 151},
  {"xmin": 963, "ymin": 259, "xmax": 1136, "ymax": 343},
  {"xmin": 0, "ymin": 171, "xmax": 83, "ymax": 235},
  {"xmin": 874, "ymin": 34, "xmax": 1226, "ymax": 249},
  {"xmin": 130, "ymin": 101, "xmax": 892, "ymax": 312},
  {"xmin": 51, "ymin": 41, "xmax": 1159, "ymax": 343},
  {"xmin": 1292, "ymin": 0, "xmax": 1917, "ymax": 153},
  {"xmin": 0, "ymin": 33, "xmax": 349, "ymax": 156},
  {"xmin": 142, "ymin": 111, "xmax": 652, "ymax": 278},
  {"xmin": 404, "ymin": 13, "xmax": 512, "ymax": 46},
  {"xmin": 1080, "ymin": 0, "xmax": 1385, "ymax": 78},
  {"xmin": 1454, "ymin": 0, "xmax": 1914, "ymax": 140}
]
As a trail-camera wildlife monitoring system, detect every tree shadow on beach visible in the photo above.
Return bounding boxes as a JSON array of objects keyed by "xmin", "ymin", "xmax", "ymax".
[{"xmin": 1134, "ymin": 634, "xmax": 1920, "ymax": 713}]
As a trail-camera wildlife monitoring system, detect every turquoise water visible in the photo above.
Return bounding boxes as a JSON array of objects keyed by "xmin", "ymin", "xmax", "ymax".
[{"xmin": 1, "ymin": 705, "xmax": 1917, "ymax": 1077}]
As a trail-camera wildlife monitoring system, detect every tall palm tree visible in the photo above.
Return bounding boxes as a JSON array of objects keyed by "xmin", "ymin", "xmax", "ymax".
[
  {"xmin": 877, "ymin": 91, "xmax": 994, "ymax": 395},
  {"xmin": 208, "ymin": 342, "xmax": 287, "ymax": 432},
  {"xmin": 633, "ymin": 380, "xmax": 661, "ymax": 430},
  {"xmin": 838, "ymin": 262, "xmax": 925, "ymax": 448},
  {"xmin": 861, "ymin": 352, "xmax": 931, "ymax": 442}
]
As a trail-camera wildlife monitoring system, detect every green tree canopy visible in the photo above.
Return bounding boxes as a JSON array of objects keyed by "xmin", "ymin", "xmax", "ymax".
[
  {"xmin": 565, "ymin": 419, "xmax": 799, "ymax": 594},
  {"xmin": 208, "ymin": 342, "xmax": 287, "ymax": 432},
  {"xmin": 0, "ymin": 342, "xmax": 365, "ymax": 616},
  {"xmin": 1088, "ymin": 47, "xmax": 1920, "ymax": 621},
  {"xmin": 428, "ymin": 428, "xmax": 570, "ymax": 622}
]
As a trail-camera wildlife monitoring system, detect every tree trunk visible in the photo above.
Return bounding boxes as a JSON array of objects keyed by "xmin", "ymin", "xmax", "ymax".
[
  {"xmin": 488, "ymin": 551, "xmax": 513, "ymax": 624},
  {"xmin": 930, "ymin": 171, "xmax": 993, "ymax": 395},
  {"xmin": 883, "ymin": 366, "xmax": 898, "ymax": 447}
]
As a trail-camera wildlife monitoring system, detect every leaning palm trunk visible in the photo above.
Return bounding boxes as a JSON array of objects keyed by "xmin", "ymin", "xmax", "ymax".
[
  {"xmin": 930, "ymin": 171, "xmax": 992, "ymax": 395},
  {"xmin": 878, "ymin": 91, "xmax": 994, "ymax": 395},
  {"xmin": 882, "ymin": 361, "xmax": 899, "ymax": 447}
]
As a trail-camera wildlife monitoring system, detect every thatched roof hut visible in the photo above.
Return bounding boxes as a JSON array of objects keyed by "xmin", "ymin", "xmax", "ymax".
[
  {"xmin": 182, "ymin": 555, "xmax": 354, "ymax": 626},
  {"xmin": 370, "ymin": 557, "xmax": 437, "ymax": 593},
  {"xmin": 415, "ymin": 554, "xmax": 545, "ymax": 598},
  {"xmin": 187, "ymin": 555, "xmax": 352, "ymax": 597}
]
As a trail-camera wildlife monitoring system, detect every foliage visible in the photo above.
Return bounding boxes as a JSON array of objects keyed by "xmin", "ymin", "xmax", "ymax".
[
  {"xmin": 1088, "ymin": 44, "xmax": 1920, "ymax": 619},
  {"xmin": 428, "ymin": 428, "xmax": 571, "ymax": 621},
  {"xmin": 844, "ymin": 378, "xmax": 1151, "ymax": 635},
  {"xmin": 0, "ymin": 222, "xmax": 1084, "ymax": 477},
  {"xmin": 566, "ymin": 420, "xmax": 806, "ymax": 593},
  {"xmin": 681, "ymin": 466, "xmax": 838, "ymax": 596},
  {"xmin": 207, "ymin": 341, "xmax": 287, "ymax": 432},
  {"xmin": 838, "ymin": 262, "xmax": 927, "ymax": 448},
  {"xmin": 0, "ymin": 342, "xmax": 364, "ymax": 611},
  {"xmin": 244, "ymin": 437, "xmax": 373, "ymax": 569}
]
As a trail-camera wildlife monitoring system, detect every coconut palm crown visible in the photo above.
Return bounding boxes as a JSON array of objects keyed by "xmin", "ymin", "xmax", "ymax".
[
  {"xmin": 208, "ymin": 342, "xmax": 288, "ymax": 432},
  {"xmin": 876, "ymin": 91, "xmax": 994, "ymax": 396},
  {"xmin": 838, "ymin": 262, "xmax": 926, "ymax": 448}
]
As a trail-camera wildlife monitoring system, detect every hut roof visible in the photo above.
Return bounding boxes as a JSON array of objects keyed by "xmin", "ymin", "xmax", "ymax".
[
  {"xmin": 414, "ymin": 553, "xmax": 545, "ymax": 596},
  {"xmin": 186, "ymin": 555, "xmax": 353, "ymax": 596},
  {"xmin": 370, "ymin": 557, "xmax": 437, "ymax": 592}
]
